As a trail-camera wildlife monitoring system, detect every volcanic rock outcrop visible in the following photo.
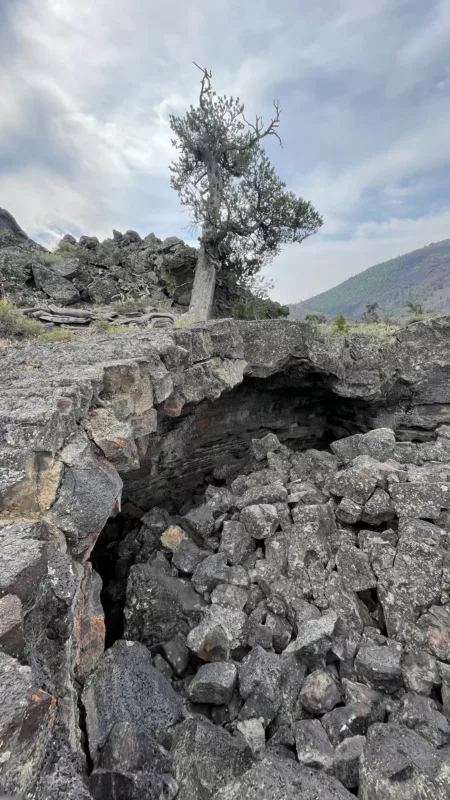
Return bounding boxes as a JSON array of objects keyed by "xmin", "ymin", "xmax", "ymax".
[{"xmin": 2, "ymin": 315, "xmax": 450, "ymax": 798}]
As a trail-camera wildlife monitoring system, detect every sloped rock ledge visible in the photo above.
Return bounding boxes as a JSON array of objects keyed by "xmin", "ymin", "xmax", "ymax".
[{"xmin": 2, "ymin": 315, "xmax": 450, "ymax": 797}]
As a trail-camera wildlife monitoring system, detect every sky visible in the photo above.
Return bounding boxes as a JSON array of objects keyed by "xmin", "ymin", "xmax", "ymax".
[{"xmin": 1, "ymin": 0, "xmax": 450, "ymax": 304}]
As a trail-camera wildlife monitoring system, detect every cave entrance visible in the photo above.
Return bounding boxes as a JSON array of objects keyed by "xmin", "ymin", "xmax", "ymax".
[{"xmin": 90, "ymin": 369, "xmax": 379, "ymax": 649}]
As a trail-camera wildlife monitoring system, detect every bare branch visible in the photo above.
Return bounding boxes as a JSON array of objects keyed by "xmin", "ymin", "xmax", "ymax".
[
  {"xmin": 193, "ymin": 62, "xmax": 212, "ymax": 110},
  {"xmin": 223, "ymin": 99, "xmax": 283, "ymax": 153}
]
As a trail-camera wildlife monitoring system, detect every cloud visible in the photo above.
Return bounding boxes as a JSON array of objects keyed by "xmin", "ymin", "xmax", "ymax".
[{"xmin": 0, "ymin": 0, "xmax": 449, "ymax": 304}]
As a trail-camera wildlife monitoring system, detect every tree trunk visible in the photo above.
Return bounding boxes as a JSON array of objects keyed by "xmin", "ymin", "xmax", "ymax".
[{"xmin": 188, "ymin": 242, "xmax": 217, "ymax": 321}]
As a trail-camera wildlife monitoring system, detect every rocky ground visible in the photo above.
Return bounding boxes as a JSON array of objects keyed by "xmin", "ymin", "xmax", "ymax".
[
  {"xmin": 2, "ymin": 316, "xmax": 450, "ymax": 798},
  {"xmin": 81, "ymin": 426, "xmax": 450, "ymax": 799},
  {"xmin": 0, "ymin": 207, "xmax": 239, "ymax": 320}
]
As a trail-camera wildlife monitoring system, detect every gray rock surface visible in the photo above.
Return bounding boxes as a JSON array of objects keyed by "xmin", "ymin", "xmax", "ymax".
[
  {"xmin": 171, "ymin": 718, "xmax": 253, "ymax": 800},
  {"xmin": 82, "ymin": 640, "xmax": 183, "ymax": 764}
]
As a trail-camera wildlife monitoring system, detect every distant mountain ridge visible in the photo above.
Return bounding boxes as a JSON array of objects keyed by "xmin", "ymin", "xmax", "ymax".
[{"xmin": 289, "ymin": 238, "xmax": 450, "ymax": 320}]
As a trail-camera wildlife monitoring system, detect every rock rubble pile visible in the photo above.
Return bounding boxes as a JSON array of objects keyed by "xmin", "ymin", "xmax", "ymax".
[{"xmin": 82, "ymin": 426, "xmax": 450, "ymax": 798}]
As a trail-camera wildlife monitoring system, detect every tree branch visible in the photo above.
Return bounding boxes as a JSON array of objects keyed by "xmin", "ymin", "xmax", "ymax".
[
  {"xmin": 193, "ymin": 62, "xmax": 212, "ymax": 110},
  {"xmin": 223, "ymin": 99, "xmax": 283, "ymax": 152}
]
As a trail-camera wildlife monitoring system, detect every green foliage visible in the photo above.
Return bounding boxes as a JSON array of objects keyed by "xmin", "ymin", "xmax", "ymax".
[
  {"xmin": 0, "ymin": 299, "xmax": 44, "ymax": 338},
  {"xmin": 56, "ymin": 240, "xmax": 76, "ymax": 255},
  {"xmin": 169, "ymin": 66, "xmax": 322, "ymax": 285},
  {"xmin": 289, "ymin": 239, "xmax": 450, "ymax": 320},
  {"xmin": 333, "ymin": 311, "xmax": 349, "ymax": 332},
  {"xmin": 406, "ymin": 300, "xmax": 426, "ymax": 315},
  {"xmin": 177, "ymin": 292, "xmax": 191, "ymax": 306},
  {"xmin": 305, "ymin": 312, "xmax": 327, "ymax": 324},
  {"xmin": 232, "ymin": 297, "xmax": 289, "ymax": 320},
  {"xmin": 93, "ymin": 319, "xmax": 132, "ymax": 334},
  {"xmin": 38, "ymin": 252, "xmax": 63, "ymax": 265},
  {"xmin": 174, "ymin": 314, "xmax": 200, "ymax": 327},
  {"xmin": 38, "ymin": 329, "xmax": 72, "ymax": 343}
]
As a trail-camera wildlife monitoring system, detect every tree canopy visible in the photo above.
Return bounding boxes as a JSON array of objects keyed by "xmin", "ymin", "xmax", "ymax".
[{"xmin": 169, "ymin": 65, "xmax": 323, "ymax": 320}]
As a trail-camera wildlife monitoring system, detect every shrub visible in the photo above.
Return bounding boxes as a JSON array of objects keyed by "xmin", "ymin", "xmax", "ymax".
[
  {"xmin": 57, "ymin": 240, "xmax": 76, "ymax": 254},
  {"xmin": 38, "ymin": 252, "xmax": 63, "ymax": 265},
  {"xmin": 406, "ymin": 300, "xmax": 426, "ymax": 316},
  {"xmin": 176, "ymin": 292, "xmax": 191, "ymax": 307},
  {"xmin": 38, "ymin": 329, "xmax": 72, "ymax": 343},
  {"xmin": 305, "ymin": 312, "xmax": 327, "ymax": 324},
  {"xmin": 0, "ymin": 299, "xmax": 44, "ymax": 337},
  {"xmin": 232, "ymin": 298, "xmax": 289, "ymax": 320},
  {"xmin": 174, "ymin": 314, "xmax": 199, "ymax": 327},
  {"xmin": 92, "ymin": 320, "xmax": 132, "ymax": 334},
  {"xmin": 332, "ymin": 311, "xmax": 349, "ymax": 332}
]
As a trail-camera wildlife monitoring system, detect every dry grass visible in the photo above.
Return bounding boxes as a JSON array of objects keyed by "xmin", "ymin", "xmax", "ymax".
[{"xmin": 0, "ymin": 299, "xmax": 44, "ymax": 338}]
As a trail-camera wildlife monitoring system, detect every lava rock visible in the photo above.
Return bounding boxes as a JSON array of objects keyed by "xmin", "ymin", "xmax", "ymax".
[
  {"xmin": 336, "ymin": 497, "xmax": 363, "ymax": 524},
  {"xmin": 335, "ymin": 544, "xmax": 377, "ymax": 592},
  {"xmin": 125, "ymin": 563, "xmax": 204, "ymax": 646},
  {"xmin": 235, "ymin": 484, "xmax": 288, "ymax": 511},
  {"xmin": 82, "ymin": 640, "xmax": 183, "ymax": 764},
  {"xmin": 239, "ymin": 646, "xmax": 284, "ymax": 725},
  {"xmin": 294, "ymin": 719, "xmax": 335, "ymax": 773},
  {"xmin": 285, "ymin": 612, "xmax": 340, "ymax": 665},
  {"xmin": 219, "ymin": 520, "xmax": 255, "ymax": 565},
  {"xmin": 413, "ymin": 605, "xmax": 450, "ymax": 661},
  {"xmin": 321, "ymin": 703, "xmax": 372, "ymax": 746},
  {"xmin": 359, "ymin": 723, "xmax": 450, "ymax": 800},
  {"xmin": 182, "ymin": 504, "xmax": 215, "ymax": 539},
  {"xmin": 329, "ymin": 465, "xmax": 378, "ymax": 505},
  {"xmin": 287, "ymin": 504, "xmax": 335, "ymax": 574},
  {"xmin": 240, "ymin": 504, "xmax": 279, "ymax": 540},
  {"xmin": 188, "ymin": 662, "xmax": 238, "ymax": 705},
  {"xmin": 171, "ymin": 538, "xmax": 209, "ymax": 575},
  {"xmin": 362, "ymin": 488, "xmax": 395, "ymax": 525},
  {"xmin": 162, "ymin": 635, "xmax": 190, "ymax": 676},
  {"xmin": 333, "ymin": 735, "xmax": 365, "ymax": 789},
  {"xmin": 171, "ymin": 718, "xmax": 253, "ymax": 800},
  {"xmin": 211, "ymin": 752, "xmax": 354, "ymax": 799},
  {"xmin": 300, "ymin": 669, "xmax": 341, "ymax": 715},
  {"xmin": 354, "ymin": 645, "xmax": 403, "ymax": 693},
  {"xmin": 187, "ymin": 606, "xmax": 247, "ymax": 662},
  {"xmin": 235, "ymin": 718, "xmax": 266, "ymax": 758},
  {"xmin": 89, "ymin": 721, "xmax": 178, "ymax": 800},
  {"xmin": 377, "ymin": 520, "xmax": 444, "ymax": 638},
  {"xmin": 390, "ymin": 482, "xmax": 444, "ymax": 519},
  {"xmin": 211, "ymin": 583, "xmax": 248, "ymax": 610},
  {"xmin": 192, "ymin": 553, "xmax": 230, "ymax": 594},
  {"xmin": 341, "ymin": 679, "xmax": 386, "ymax": 724},
  {"xmin": 390, "ymin": 692, "xmax": 450, "ymax": 748},
  {"xmin": 0, "ymin": 652, "xmax": 55, "ymax": 796},
  {"xmin": 401, "ymin": 649, "xmax": 440, "ymax": 695},
  {"xmin": 0, "ymin": 594, "xmax": 23, "ymax": 658},
  {"xmin": 251, "ymin": 433, "xmax": 282, "ymax": 461}
]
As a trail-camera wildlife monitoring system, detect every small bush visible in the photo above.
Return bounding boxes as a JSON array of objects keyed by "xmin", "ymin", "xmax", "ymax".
[
  {"xmin": 38, "ymin": 329, "xmax": 72, "ymax": 343},
  {"xmin": 332, "ymin": 312, "xmax": 349, "ymax": 332},
  {"xmin": 38, "ymin": 252, "xmax": 63, "ymax": 265},
  {"xmin": 92, "ymin": 319, "xmax": 132, "ymax": 334},
  {"xmin": 177, "ymin": 292, "xmax": 191, "ymax": 307},
  {"xmin": 0, "ymin": 299, "xmax": 44, "ymax": 338},
  {"xmin": 232, "ymin": 298, "xmax": 289, "ymax": 320},
  {"xmin": 57, "ymin": 240, "xmax": 76, "ymax": 254},
  {"xmin": 305, "ymin": 312, "xmax": 327, "ymax": 324},
  {"xmin": 174, "ymin": 314, "xmax": 199, "ymax": 327}
]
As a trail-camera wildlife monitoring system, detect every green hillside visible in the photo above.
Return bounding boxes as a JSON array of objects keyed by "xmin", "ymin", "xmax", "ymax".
[{"xmin": 289, "ymin": 238, "xmax": 450, "ymax": 320}]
